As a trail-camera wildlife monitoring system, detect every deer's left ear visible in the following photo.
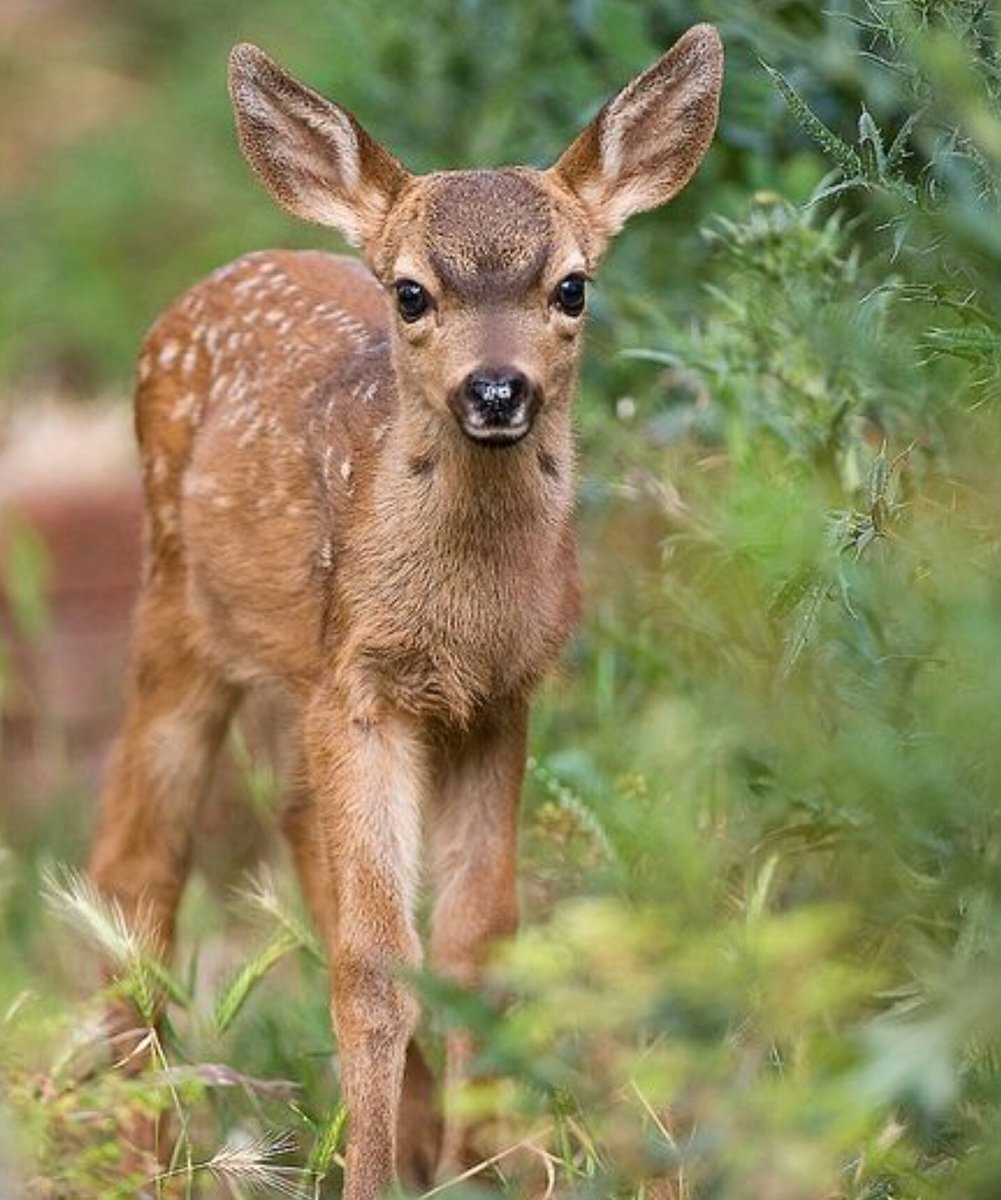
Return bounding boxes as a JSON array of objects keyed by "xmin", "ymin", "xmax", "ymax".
[{"xmin": 550, "ymin": 24, "xmax": 723, "ymax": 238}]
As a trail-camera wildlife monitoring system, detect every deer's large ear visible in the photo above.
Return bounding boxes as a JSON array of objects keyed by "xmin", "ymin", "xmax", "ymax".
[
  {"xmin": 228, "ymin": 44, "xmax": 410, "ymax": 249},
  {"xmin": 550, "ymin": 25, "xmax": 723, "ymax": 239}
]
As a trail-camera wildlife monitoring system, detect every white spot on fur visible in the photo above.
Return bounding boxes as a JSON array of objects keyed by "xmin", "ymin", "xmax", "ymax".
[
  {"xmin": 158, "ymin": 341, "xmax": 180, "ymax": 370},
  {"xmin": 150, "ymin": 453, "xmax": 169, "ymax": 484},
  {"xmin": 209, "ymin": 373, "xmax": 232, "ymax": 402},
  {"xmin": 182, "ymin": 473, "xmax": 234, "ymax": 510},
  {"xmin": 238, "ymin": 413, "xmax": 265, "ymax": 447},
  {"xmin": 170, "ymin": 392, "xmax": 201, "ymax": 424},
  {"xmin": 157, "ymin": 501, "xmax": 179, "ymax": 537},
  {"xmin": 314, "ymin": 304, "xmax": 369, "ymax": 346}
]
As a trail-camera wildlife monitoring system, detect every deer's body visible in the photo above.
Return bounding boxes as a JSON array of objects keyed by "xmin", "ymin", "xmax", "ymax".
[{"xmin": 89, "ymin": 30, "xmax": 722, "ymax": 1199}]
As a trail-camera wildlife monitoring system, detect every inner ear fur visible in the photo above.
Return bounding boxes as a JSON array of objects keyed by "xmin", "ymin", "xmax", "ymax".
[
  {"xmin": 228, "ymin": 43, "xmax": 410, "ymax": 249},
  {"xmin": 550, "ymin": 24, "xmax": 724, "ymax": 237}
]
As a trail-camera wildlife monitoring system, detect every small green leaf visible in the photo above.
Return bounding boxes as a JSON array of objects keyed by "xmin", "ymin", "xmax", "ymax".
[
  {"xmin": 307, "ymin": 1105, "xmax": 347, "ymax": 1178},
  {"xmin": 2, "ymin": 520, "xmax": 52, "ymax": 641},
  {"xmin": 858, "ymin": 107, "xmax": 887, "ymax": 180},
  {"xmin": 214, "ymin": 930, "xmax": 300, "ymax": 1034},
  {"xmin": 887, "ymin": 106, "xmax": 926, "ymax": 169},
  {"xmin": 761, "ymin": 61, "xmax": 864, "ymax": 180}
]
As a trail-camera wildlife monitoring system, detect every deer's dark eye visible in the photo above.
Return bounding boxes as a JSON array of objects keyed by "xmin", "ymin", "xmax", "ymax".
[
  {"xmin": 395, "ymin": 279, "xmax": 430, "ymax": 322},
  {"xmin": 554, "ymin": 273, "xmax": 587, "ymax": 317}
]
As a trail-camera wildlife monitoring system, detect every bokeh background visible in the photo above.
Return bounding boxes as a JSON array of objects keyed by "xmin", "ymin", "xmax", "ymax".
[{"xmin": 2, "ymin": 1, "xmax": 1001, "ymax": 1197}]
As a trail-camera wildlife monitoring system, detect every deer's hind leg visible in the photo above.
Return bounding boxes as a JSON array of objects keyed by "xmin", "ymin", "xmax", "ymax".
[{"xmin": 89, "ymin": 574, "xmax": 240, "ymax": 1051}]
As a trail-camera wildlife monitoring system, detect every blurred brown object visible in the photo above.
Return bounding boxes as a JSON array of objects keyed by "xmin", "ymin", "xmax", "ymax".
[
  {"xmin": 0, "ymin": 400, "xmax": 274, "ymax": 881},
  {"xmin": 0, "ymin": 403, "xmax": 140, "ymax": 823},
  {"xmin": 0, "ymin": 0, "xmax": 144, "ymax": 198}
]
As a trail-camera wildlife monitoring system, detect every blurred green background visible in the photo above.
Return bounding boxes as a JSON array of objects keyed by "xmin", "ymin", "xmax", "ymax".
[
  {"xmin": 3, "ymin": 1, "xmax": 1001, "ymax": 1197},
  {"xmin": 0, "ymin": 0, "xmax": 845, "ymax": 398}
]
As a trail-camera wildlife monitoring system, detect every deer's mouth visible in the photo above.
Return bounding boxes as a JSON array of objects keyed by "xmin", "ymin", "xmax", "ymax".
[{"xmin": 457, "ymin": 403, "xmax": 534, "ymax": 446}]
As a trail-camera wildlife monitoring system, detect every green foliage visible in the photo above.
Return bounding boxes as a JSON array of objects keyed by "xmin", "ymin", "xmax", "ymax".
[
  {"xmin": 214, "ymin": 871, "xmax": 324, "ymax": 1035},
  {"xmin": 0, "ymin": 0, "xmax": 832, "ymax": 393},
  {"xmin": 1, "ymin": 522, "xmax": 51, "ymax": 643},
  {"xmin": 0, "ymin": 866, "xmax": 334, "ymax": 1198}
]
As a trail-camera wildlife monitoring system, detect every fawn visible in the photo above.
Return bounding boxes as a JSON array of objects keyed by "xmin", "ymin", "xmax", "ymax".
[{"xmin": 88, "ymin": 25, "xmax": 723, "ymax": 1199}]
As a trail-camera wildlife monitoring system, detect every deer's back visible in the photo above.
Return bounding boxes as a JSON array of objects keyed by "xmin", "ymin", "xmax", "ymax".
[{"xmin": 136, "ymin": 249, "xmax": 392, "ymax": 686}]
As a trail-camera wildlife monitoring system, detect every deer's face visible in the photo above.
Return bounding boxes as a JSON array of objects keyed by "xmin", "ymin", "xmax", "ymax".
[
  {"xmin": 228, "ymin": 28, "xmax": 723, "ymax": 443},
  {"xmin": 376, "ymin": 169, "xmax": 596, "ymax": 446}
]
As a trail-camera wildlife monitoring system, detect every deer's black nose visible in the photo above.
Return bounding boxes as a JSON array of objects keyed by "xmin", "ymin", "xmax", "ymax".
[
  {"xmin": 463, "ymin": 368, "xmax": 528, "ymax": 424},
  {"xmin": 449, "ymin": 365, "xmax": 540, "ymax": 446}
]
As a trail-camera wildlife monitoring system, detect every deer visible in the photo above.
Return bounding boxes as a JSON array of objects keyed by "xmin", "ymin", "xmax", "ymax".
[{"xmin": 87, "ymin": 24, "xmax": 723, "ymax": 1199}]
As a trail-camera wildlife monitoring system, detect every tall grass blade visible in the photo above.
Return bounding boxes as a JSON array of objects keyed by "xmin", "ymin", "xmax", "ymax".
[{"xmin": 214, "ymin": 929, "xmax": 301, "ymax": 1035}]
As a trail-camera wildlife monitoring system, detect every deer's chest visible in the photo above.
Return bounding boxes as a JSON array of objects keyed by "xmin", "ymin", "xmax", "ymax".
[{"xmin": 336, "ymin": 526, "xmax": 576, "ymax": 724}]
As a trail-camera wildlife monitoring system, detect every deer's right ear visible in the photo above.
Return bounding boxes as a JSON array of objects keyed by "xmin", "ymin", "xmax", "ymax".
[{"xmin": 228, "ymin": 44, "xmax": 410, "ymax": 249}]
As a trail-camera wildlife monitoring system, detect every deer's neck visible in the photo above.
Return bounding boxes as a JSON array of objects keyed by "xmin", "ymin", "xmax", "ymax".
[
  {"xmin": 333, "ymin": 396, "xmax": 578, "ymax": 720},
  {"xmin": 373, "ymin": 401, "xmax": 575, "ymax": 557}
]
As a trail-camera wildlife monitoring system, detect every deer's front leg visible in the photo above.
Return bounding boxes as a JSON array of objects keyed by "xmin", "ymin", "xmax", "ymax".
[
  {"xmin": 304, "ymin": 690, "xmax": 424, "ymax": 1200},
  {"xmin": 430, "ymin": 704, "xmax": 527, "ymax": 1180}
]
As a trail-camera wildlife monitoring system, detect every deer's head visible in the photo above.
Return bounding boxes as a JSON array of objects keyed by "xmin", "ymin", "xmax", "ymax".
[{"xmin": 229, "ymin": 28, "xmax": 723, "ymax": 447}]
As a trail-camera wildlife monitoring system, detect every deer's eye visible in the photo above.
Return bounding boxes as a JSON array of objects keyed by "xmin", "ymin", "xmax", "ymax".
[
  {"xmin": 553, "ymin": 273, "xmax": 587, "ymax": 317},
  {"xmin": 395, "ymin": 279, "xmax": 430, "ymax": 322}
]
